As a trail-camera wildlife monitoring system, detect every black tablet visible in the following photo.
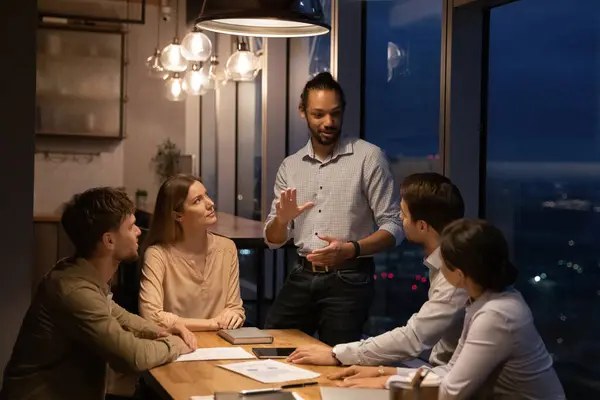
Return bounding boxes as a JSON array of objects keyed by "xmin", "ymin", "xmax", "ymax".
[{"xmin": 251, "ymin": 347, "xmax": 296, "ymax": 359}]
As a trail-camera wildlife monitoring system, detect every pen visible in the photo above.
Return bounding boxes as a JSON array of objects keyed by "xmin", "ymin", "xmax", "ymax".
[
  {"xmin": 239, "ymin": 381, "xmax": 318, "ymax": 395},
  {"xmin": 280, "ymin": 382, "xmax": 318, "ymax": 389},
  {"xmin": 239, "ymin": 388, "xmax": 281, "ymax": 395}
]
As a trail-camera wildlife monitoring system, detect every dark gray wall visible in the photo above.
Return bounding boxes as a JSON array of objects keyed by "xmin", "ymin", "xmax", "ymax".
[{"xmin": 0, "ymin": 0, "xmax": 36, "ymax": 382}]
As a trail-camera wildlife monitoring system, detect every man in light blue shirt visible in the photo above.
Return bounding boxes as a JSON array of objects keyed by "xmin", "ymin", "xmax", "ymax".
[{"xmin": 263, "ymin": 72, "xmax": 402, "ymax": 346}]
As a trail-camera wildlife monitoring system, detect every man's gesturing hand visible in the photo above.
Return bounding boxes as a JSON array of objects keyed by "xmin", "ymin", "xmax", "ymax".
[{"xmin": 276, "ymin": 188, "xmax": 314, "ymax": 223}]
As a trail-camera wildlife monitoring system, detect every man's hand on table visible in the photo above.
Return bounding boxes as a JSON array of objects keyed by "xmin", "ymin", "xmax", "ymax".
[
  {"xmin": 287, "ymin": 344, "xmax": 338, "ymax": 365},
  {"xmin": 157, "ymin": 322, "xmax": 197, "ymax": 350}
]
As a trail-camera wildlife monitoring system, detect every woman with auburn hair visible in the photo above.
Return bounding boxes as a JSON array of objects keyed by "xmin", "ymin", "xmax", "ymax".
[
  {"xmin": 139, "ymin": 174, "xmax": 245, "ymax": 331},
  {"xmin": 333, "ymin": 219, "xmax": 564, "ymax": 399}
]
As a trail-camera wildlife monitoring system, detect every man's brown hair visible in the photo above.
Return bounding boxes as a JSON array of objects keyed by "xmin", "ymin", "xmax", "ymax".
[
  {"xmin": 61, "ymin": 187, "xmax": 135, "ymax": 258},
  {"xmin": 401, "ymin": 172, "xmax": 465, "ymax": 234}
]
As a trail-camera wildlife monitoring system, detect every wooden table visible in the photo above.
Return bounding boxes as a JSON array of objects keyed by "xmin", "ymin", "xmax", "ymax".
[
  {"xmin": 145, "ymin": 330, "xmax": 344, "ymax": 400},
  {"xmin": 210, "ymin": 212, "xmax": 266, "ymax": 248}
]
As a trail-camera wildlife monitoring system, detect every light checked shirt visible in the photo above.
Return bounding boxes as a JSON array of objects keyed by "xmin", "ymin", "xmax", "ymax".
[{"xmin": 264, "ymin": 137, "xmax": 403, "ymax": 253}]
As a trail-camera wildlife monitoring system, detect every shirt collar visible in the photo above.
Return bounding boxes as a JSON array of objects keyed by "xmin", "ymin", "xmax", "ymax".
[
  {"xmin": 424, "ymin": 246, "xmax": 442, "ymax": 270},
  {"xmin": 466, "ymin": 287, "xmax": 516, "ymax": 315},
  {"xmin": 302, "ymin": 137, "xmax": 354, "ymax": 162},
  {"xmin": 72, "ymin": 257, "xmax": 111, "ymax": 295}
]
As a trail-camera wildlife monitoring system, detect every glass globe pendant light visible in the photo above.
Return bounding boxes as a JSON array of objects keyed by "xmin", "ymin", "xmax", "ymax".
[
  {"xmin": 181, "ymin": 27, "xmax": 212, "ymax": 62},
  {"xmin": 160, "ymin": 38, "xmax": 187, "ymax": 72},
  {"xmin": 146, "ymin": 6, "xmax": 166, "ymax": 78},
  {"xmin": 160, "ymin": 0, "xmax": 187, "ymax": 72},
  {"xmin": 226, "ymin": 41, "xmax": 260, "ymax": 82},
  {"xmin": 183, "ymin": 62, "xmax": 209, "ymax": 95},
  {"xmin": 146, "ymin": 49, "xmax": 166, "ymax": 78},
  {"xmin": 165, "ymin": 72, "xmax": 187, "ymax": 101},
  {"xmin": 205, "ymin": 55, "xmax": 228, "ymax": 90}
]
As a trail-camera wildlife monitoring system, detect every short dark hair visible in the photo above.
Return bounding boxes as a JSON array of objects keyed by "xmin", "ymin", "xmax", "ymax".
[
  {"xmin": 61, "ymin": 187, "xmax": 135, "ymax": 258},
  {"xmin": 401, "ymin": 172, "xmax": 464, "ymax": 233},
  {"xmin": 441, "ymin": 219, "xmax": 518, "ymax": 292},
  {"xmin": 299, "ymin": 72, "xmax": 346, "ymax": 112}
]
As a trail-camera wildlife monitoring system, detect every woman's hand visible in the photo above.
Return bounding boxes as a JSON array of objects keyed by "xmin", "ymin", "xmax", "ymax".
[
  {"xmin": 337, "ymin": 376, "xmax": 389, "ymax": 389},
  {"xmin": 328, "ymin": 365, "xmax": 396, "ymax": 380},
  {"xmin": 216, "ymin": 309, "xmax": 244, "ymax": 330}
]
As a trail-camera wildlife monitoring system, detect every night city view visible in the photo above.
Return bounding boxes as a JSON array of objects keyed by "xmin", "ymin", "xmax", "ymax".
[
  {"xmin": 362, "ymin": 0, "xmax": 600, "ymax": 397},
  {"xmin": 236, "ymin": 0, "xmax": 599, "ymax": 397}
]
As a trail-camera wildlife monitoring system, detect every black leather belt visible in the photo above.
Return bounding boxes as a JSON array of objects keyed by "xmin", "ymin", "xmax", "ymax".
[{"xmin": 298, "ymin": 256, "xmax": 374, "ymax": 274}]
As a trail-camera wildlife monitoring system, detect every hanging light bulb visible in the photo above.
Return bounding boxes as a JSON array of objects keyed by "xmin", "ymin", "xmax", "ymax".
[
  {"xmin": 226, "ymin": 42, "xmax": 260, "ymax": 82},
  {"xmin": 205, "ymin": 55, "xmax": 228, "ymax": 90},
  {"xmin": 146, "ymin": 48, "xmax": 167, "ymax": 78},
  {"xmin": 165, "ymin": 72, "xmax": 187, "ymax": 101},
  {"xmin": 181, "ymin": 27, "xmax": 213, "ymax": 62},
  {"xmin": 160, "ymin": 38, "xmax": 188, "ymax": 72},
  {"xmin": 183, "ymin": 62, "xmax": 209, "ymax": 95},
  {"xmin": 145, "ymin": 8, "xmax": 167, "ymax": 78}
]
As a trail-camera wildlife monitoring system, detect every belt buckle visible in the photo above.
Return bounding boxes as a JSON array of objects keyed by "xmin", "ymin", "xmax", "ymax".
[{"xmin": 311, "ymin": 264, "xmax": 329, "ymax": 273}]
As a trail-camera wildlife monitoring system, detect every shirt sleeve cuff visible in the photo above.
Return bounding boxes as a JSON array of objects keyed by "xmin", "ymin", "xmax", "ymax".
[
  {"xmin": 385, "ymin": 369, "xmax": 416, "ymax": 389},
  {"xmin": 263, "ymin": 218, "xmax": 292, "ymax": 249},
  {"xmin": 333, "ymin": 342, "xmax": 362, "ymax": 366},
  {"xmin": 378, "ymin": 223, "xmax": 404, "ymax": 246}
]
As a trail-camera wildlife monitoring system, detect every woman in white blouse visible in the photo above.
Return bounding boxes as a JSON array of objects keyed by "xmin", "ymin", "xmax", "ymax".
[{"xmin": 329, "ymin": 219, "xmax": 565, "ymax": 400}]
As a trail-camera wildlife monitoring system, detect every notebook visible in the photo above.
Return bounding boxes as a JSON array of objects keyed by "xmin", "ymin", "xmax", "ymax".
[{"xmin": 217, "ymin": 327, "xmax": 274, "ymax": 345}]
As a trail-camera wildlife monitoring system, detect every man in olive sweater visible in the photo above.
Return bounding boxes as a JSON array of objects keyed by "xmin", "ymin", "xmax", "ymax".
[{"xmin": 0, "ymin": 188, "xmax": 195, "ymax": 400}]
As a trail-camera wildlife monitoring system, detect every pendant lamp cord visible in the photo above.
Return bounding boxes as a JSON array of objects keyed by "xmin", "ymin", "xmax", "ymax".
[
  {"xmin": 174, "ymin": 0, "xmax": 180, "ymax": 38},
  {"xmin": 156, "ymin": 0, "xmax": 161, "ymax": 47}
]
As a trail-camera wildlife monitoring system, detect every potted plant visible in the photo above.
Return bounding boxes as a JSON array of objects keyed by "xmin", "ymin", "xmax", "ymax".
[
  {"xmin": 135, "ymin": 189, "xmax": 148, "ymax": 210},
  {"xmin": 151, "ymin": 138, "xmax": 181, "ymax": 183}
]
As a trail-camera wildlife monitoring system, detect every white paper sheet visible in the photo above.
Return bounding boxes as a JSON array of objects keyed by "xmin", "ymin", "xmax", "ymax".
[
  {"xmin": 217, "ymin": 360, "xmax": 320, "ymax": 383},
  {"xmin": 175, "ymin": 347, "xmax": 255, "ymax": 362},
  {"xmin": 320, "ymin": 387, "xmax": 389, "ymax": 400},
  {"xmin": 190, "ymin": 392, "xmax": 305, "ymax": 400}
]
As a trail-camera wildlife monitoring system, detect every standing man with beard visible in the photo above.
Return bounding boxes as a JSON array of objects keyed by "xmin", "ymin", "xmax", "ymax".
[
  {"xmin": 1, "ymin": 188, "xmax": 196, "ymax": 400},
  {"xmin": 263, "ymin": 72, "xmax": 402, "ymax": 346}
]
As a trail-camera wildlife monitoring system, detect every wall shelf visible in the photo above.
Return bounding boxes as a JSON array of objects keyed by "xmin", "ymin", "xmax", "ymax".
[{"xmin": 36, "ymin": 24, "xmax": 126, "ymax": 139}]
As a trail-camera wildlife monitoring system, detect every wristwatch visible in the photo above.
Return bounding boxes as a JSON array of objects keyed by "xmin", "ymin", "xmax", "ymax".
[{"xmin": 347, "ymin": 240, "xmax": 361, "ymax": 259}]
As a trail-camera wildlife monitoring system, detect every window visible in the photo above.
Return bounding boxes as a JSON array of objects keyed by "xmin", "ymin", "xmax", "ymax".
[
  {"xmin": 287, "ymin": 0, "xmax": 332, "ymax": 155},
  {"xmin": 236, "ymin": 67, "xmax": 262, "ymax": 221},
  {"xmin": 363, "ymin": 0, "xmax": 443, "ymax": 335},
  {"xmin": 485, "ymin": 0, "xmax": 600, "ymax": 396}
]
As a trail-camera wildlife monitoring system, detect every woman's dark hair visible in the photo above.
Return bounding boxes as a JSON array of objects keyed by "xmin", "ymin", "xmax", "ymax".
[
  {"xmin": 299, "ymin": 72, "xmax": 346, "ymax": 112},
  {"xmin": 440, "ymin": 219, "xmax": 518, "ymax": 292}
]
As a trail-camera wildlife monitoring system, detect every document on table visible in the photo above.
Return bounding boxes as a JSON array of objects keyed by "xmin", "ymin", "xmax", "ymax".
[
  {"xmin": 175, "ymin": 347, "xmax": 255, "ymax": 362},
  {"xmin": 217, "ymin": 359, "xmax": 320, "ymax": 383}
]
